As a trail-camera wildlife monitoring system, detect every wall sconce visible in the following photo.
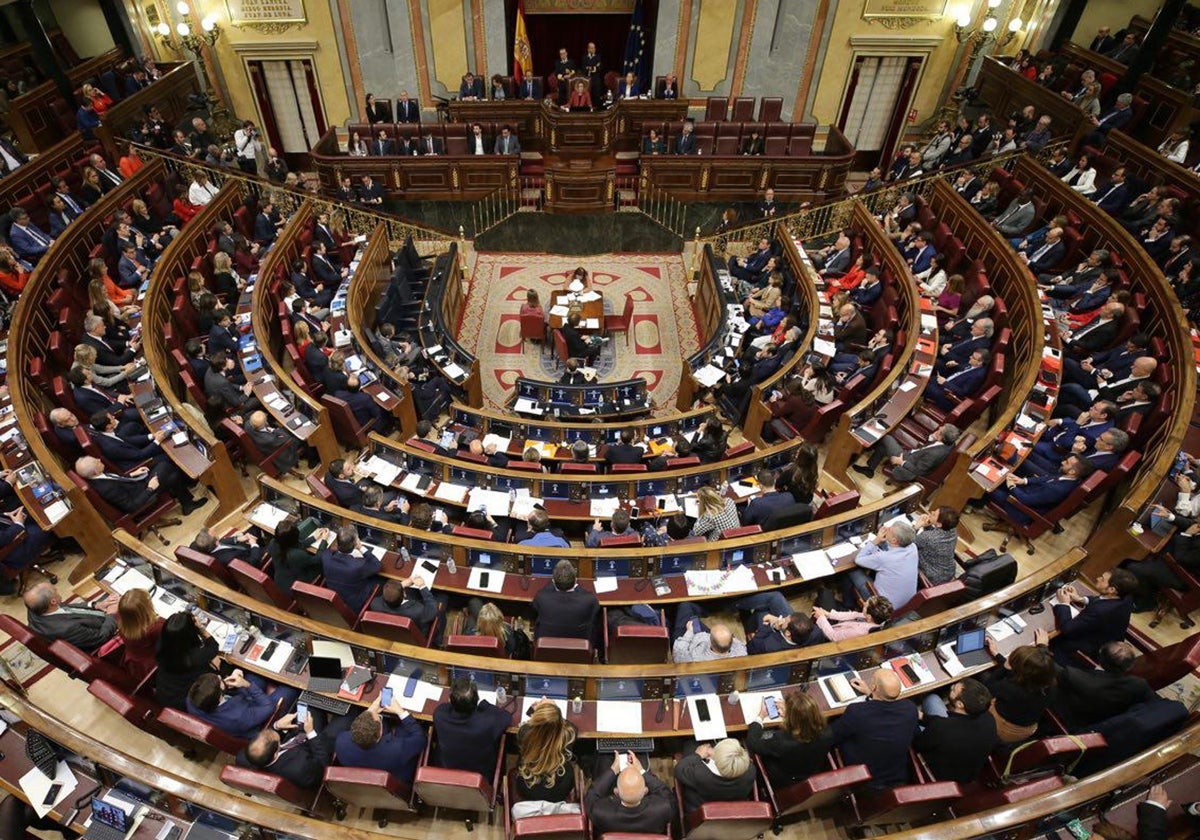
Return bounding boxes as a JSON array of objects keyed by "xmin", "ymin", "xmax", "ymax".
[
  {"xmin": 154, "ymin": 2, "xmax": 222, "ymax": 53},
  {"xmin": 954, "ymin": 1, "xmax": 1022, "ymax": 53}
]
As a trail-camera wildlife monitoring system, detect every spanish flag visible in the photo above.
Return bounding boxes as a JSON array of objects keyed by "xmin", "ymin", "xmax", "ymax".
[{"xmin": 512, "ymin": 0, "xmax": 533, "ymax": 83}]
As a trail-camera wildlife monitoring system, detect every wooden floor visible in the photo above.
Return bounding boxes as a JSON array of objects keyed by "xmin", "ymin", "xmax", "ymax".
[{"xmin": 1, "ymin": 421, "xmax": 1196, "ymax": 840}]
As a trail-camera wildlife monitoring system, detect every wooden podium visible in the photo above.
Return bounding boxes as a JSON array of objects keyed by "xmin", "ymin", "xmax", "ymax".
[{"xmin": 544, "ymin": 153, "xmax": 614, "ymax": 214}]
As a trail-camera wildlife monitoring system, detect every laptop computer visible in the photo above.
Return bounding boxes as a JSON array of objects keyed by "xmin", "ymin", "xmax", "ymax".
[
  {"xmin": 954, "ymin": 628, "xmax": 992, "ymax": 668},
  {"xmin": 305, "ymin": 656, "xmax": 346, "ymax": 694},
  {"xmin": 84, "ymin": 797, "xmax": 132, "ymax": 840}
]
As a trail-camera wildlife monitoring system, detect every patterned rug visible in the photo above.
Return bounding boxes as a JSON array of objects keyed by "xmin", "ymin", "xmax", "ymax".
[{"xmin": 458, "ymin": 254, "xmax": 699, "ymax": 410}]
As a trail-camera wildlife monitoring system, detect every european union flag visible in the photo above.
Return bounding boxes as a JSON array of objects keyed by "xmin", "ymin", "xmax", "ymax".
[{"xmin": 622, "ymin": 0, "xmax": 649, "ymax": 91}]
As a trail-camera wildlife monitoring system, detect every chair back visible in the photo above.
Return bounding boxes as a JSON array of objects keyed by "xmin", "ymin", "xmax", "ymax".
[
  {"xmin": 854, "ymin": 782, "xmax": 962, "ymax": 827},
  {"xmin": 445, "ymin": 633, "xmax": 506, "ymax": 657},
  {"xmin": 520, "ymin": 313, "xmax": 545, "ymax": 342},
  {"xmin": 291, "ymin": 582, "xmax": 360, "ymax": 629},
  {"xmin": 88, "ymin": 679, "xmax": 160, "ymax": 728},
  {"xmin": 306, "ymin": 474, "xmax": 335, "ymax": 501},
  {"xmin": 361, "ymin": 609, "xmax": 433, "ymax": 647},
  {"xmin": 219, "ymin": 764, "xmax": 315, "ymax": 811},
  {"xmin": 48, "ymin": 639, "xmax": 135, "ymax": 691},
  {"xmin": 228, "ymin": 559, "xmax": 295, "ymax": 611},
  {"xmin": 603, "ymin": 608, "xmax": 669, "ymax": 664},
  {"xmin": 175, "ymin": 545, "xmax": 240, "ymax": 590},
  {"xmin": 322, "ymin": 767, "xmax": 415, "ymax": 812},
  {"xmin": 533, "ymin": 636, "xmax": 592, "ymax": 663},
  {"xmin": 157, "ymin": 707, "xmax": 248, "ymax": 755}
]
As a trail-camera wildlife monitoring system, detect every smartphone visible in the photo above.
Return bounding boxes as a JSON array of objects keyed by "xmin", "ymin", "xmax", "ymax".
[
  {"xmin": 899, "ymin": 663, "xmax": 919, "ymax": 684},
  {"xmin": 296, "ymin": 703, "xmax": 308, "ymax": 725},
  {"xmin": 380, "ymin": 686, "xmax": 393, "ymax": 707},
  {"xmin": 261, "ymin": 640, "xmax": 278, "ymax": 661},
  {"xmin": 43, "ymin": 783, "xmax": 62, "ymax": 806},
  {"xmin": 479, "ymin": 571, "xmax": 491, "ymax": 589},
  {"xmin": 695, "ymin": 698, "xmax": 711, "ymax": 723},
  {"xmin": 764, "ymin": 696, "xmax": 780, "ymax": 719}
]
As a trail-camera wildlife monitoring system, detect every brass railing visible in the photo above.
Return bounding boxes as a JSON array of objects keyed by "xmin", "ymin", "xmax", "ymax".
[
  {"xmin": 471, "ymin": 176, "xmax": 530, "ymax": 237},
  {"xmin": 634, "ymin": 175, "xmax": 690, "ymax": 236},
  {"xmin": 131, "ymin": 143, "xmax": 458, "ymax": 249}
]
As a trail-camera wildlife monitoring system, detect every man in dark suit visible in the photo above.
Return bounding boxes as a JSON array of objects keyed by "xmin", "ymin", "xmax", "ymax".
[
  {"xmin": 849, "ymin": 270, "xmax": 884, "ymax": 309},
  {"xmin": 1092, "ymin": 165, "xmax": 1132, "ymax": 214},
  {"xmin": 830, "ymin": 670, "xmax": 917, "ymax": 789},
  {"xmin": 979, "ymin": 453, "xmax": 1092, "ymax": 527},
  {"xmin": 191, "ymin": 527, "xmax": 264, "ymax": 567},
  {"xmin": 1021, "ymin": 227, "xmax": 1066, "ymax": 275},
  {"xmin": 75, "ymin": 454, "xmax": 208, "ymax": 515},
  {"xmin": 88, "ymin": 410, "xmax": 176, "ymax": 473},
  {"xmin": 246, "ymin": 411, "xmax": 304, "ymax": 473},
  {"xmin": 205, "ymin": 352, "xmax": 258, "ymax": 412},
  {"xmin": 603, "ymin": 429, "xmax": 644, "ymax": 466},
  {"xmin": 746, "ymin": 612, "xmax": 813, "ymax": 655},
  {"xmin": 925, "ymin": 350, "xmax": 989, "ymax": 411},
  {"xmin": 325, "ymin": 458, "xmax": 367, "ymax": 507},
  {"xmin": 370, "ymin": 129, "xmax": 394, "ymax": 157},
  {"xmin": 742, "ymin": 470, "xmax": 795, "ymax": 527},
  {"xmin": 310, "ymin": 240, "xmax": 347, "ymax": 290},
  {"xmin": 1050, "ymin": 569, "xmax": 1136, "ymax": 665},
  {"xmin": 1089, "ymin": 26, "xmax": 1115, "ymax": 54},
  {"xmin": 207, "ymin": 310, "xmax": 239, "ymax": 357},
  {"xmin": 335, "ymin": 175, "xmax": 357, "ymax": 202},
  {"xmin": 1061, "ymin": 330, "xmax": 1143, "ymax": 393},
  {"xmin": 728, "ymin": 237, "xmax": 773, "ymax": 283},
  {"xmin": 83, "ymin": 313, "xmax": 139, "ymax": 367},
  {"xmin": 561, "ymin": 312, "xmax": 604, "ymax": 361},
  {"xmin": 518, "ymin": 75, "xmax": 542, "ymax": 100},
  {"xmin": 1066, "ymin": 301, "xmax": 1124, "ymax": 355},
  {"xmin": 953, "ymin": 170, "xmax": 982, "ymax": 201},
  {"xmin": 675, "ymin": 121, "xmax": 698, "ymax": 155},
  {"xmin": 334, "ymin": 376, "xmax": 386, "ymax": 430},
  {"xmin": 658, "ymin": 73, "xmax": 679, "ymax": 99},
  {"xmin": 458, "ymin": 72, "xmax": 484, "ymax": 100},
  {"xmin": 335, "ymin": 695, "xmax": 426, "ymax": 782},
  {"xmin": 254, "ymin": 200, "xmax": 282, "ymax": 247},
  {"xmin": 187, "ymin": 671, "xmax": 286, "ymax": 740},
  {"xmin": 813, "ymin": 233, "xmax": 852, "ymax": 277},
  {"xmin": 357, "ymin": 175, "xmax": 384, "ymax": 205},
  {"xmin": 68, "ymin": 366, "xmax": 144, "ymax": 429},
  {"xmin": 320, "ymin": 525, "xmax": 383, "ymax": 613},
  {"xmin": 905, "ymin": 234, "xmax": 934, "ymax": 275},
  {"xmin": 586, "ymin": 751, "xmax": 675, "ymax": 836},
  {"xmin": 913, "ymin": 678, "xmax": 998, "ymax": 784},
  {"xmin": 23, "ymin": 581, "xmax": 116, "ymax": 652},
  {"xmin": 396, "ymin": 90, "xmax": 420, "ymax": 123},
  {"xmin": 418, "ymin": 133, "xmax": 443, "ymax": 156},
  {"xmin": 240, "ymin": 710, "xmax": 337, "ymax": 789},
  {"xmin": 51, "ymin": 176, "xmax": 86, "ymax": 216},
  {"xmin": 368, "ymin": 577, "xmax": 440, "ymax": 636},
  {"xmin": 1105, "ymin": 32, "xmax": 1140, "ymax": 64},
  {"xmin": 432, "ymin": 677, "xmax": 513, "ymax": 778},
  {"xmin": 46, "ymin": 195, "xmax": 73, "ymax": 237},
  {"xmin": 1027, "ymin": 400, "xmax": 1116, "ymax": 469},
  {"xmin": 7, "ymin": 208, "xmax": 53, "ymax": 263},
  {"xmin": 938, "ymin": 319, "xmax": 994, "ymax": 373},
  {"xmin": 855, "ymin": 423, "xmax": 960, "ymax": 480},
  {"xmin": 1049, "ymin": 641, "xmax": 1155, "ymax": 730},
  {"xmin": 532, "ymin": 559, "xmax": 600, "ymax": 641}
]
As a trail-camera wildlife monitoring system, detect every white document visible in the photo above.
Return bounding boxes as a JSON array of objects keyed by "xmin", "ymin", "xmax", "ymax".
[
  {"xmin": 826, "ymin": 542, "xmax": 857, "ymax": 562},
  {"xmin": 936, "ymin": 644, "xmax": 967, "ymax": 677},
  {"xmin": 683, "ymin": 495, "xmax": 699, "ymax": 519},
  {"xmin": 593, "ymin": 576, "xmax": 620, "ymax": 594},
  {"xmin": 43, "ymin": 500, "xmax": 69, "ymax": 526},
  {"xmin": 468, "ymin": 566, "xmax": 506, "ymax": 593},
  {"xmin": 510, "ymin": 496, "xmax": 543, "ymax": 520},
  {"xmin": 467, "ymin": 488, "xmax": 514, "ymax": 515},
  {"xmin": 248, "ymin": 503, "xmax": 290, "ymax": 530},
  {"xmin": 150, "ymin": 589, "xmax": 189, "ymax": 619},
  {"xmin": 722, "ymin": 564, "xmax": 759, "ymax": 594},
  {"xmin": 361, "ymin": 543, "xmax": 387, "ymax": 562},
  {"xmin": 693, "ymin": 364, "xmax": 727, "ymax": 388},
  {"xmin": 523, "ymin": 697, "xmax": 569, "ymax": 719},
  {"xmin": 729, "ymin": 481, "xmax": 758, "ymax": 499},
  {"xmin": 412, "ymin": 556, "xmax": 442, "ymax": 585},
  {"xmin": 443, "ymin": 362, "xmax": 466, "ymax": 380},
  {"xmin": 481, "ymin": 433, "xmax": 512, "ymax": 453},
  {"xmin": 813, "ymin": 338, "xmax": 837, "ymax": 357},
  {"xmin": 362, "ymin": 455, "xmax": 402, "ymax": 487},
  {"xmin": 399, "ymin": 473, "xmax": 430, "ymax": 494},
  {"xmin": 433, "ymin": 482, "xmax": 469, "ymax": 504},
  {"xmin": 985, "ymin": 620, "xmax": 1015, "ymax": 642},
  {"xmin": 590, "ymin": 498, "xmax": 621, "ymax": 518},
  {"xmin": 596, "ymin": 700, "xmax": 643, "ymax": 733},
  {"xmin": 899, "ymin": 380, "xmax": 919, "ymax": 392},
  {"xmin": 655, "ymin": 494, "xmax": 682, "ymax": 513},
  {"xmin": 686, "ymin": 694, "xmax": 728, "ymax": 741},
  {"xmin": 386, "ymin": 674, "xmax": 445, "ymax": 712},
  {"xmin": 817, "ymin": 672, "xmax": 867, "ymax": 708},
  {"xmin": 514, "ymin": 398, "xmax": 544, "ymax": 415},
  {"xmin": 584, "ymin": 318, "xmax": 601, "ymax": 330},
  {"xmin": 20, "ymin": 761, "xmax": 76, "ymax": 818},
  {"xmin": 792, "ymin": 550, "xmax": 835, "ymax": 580},
  {"xmin": 579, "ymin": 291, "xmax": 602, "ymax": 302},
  {"xmin": 738, "ymin": 690, "xmax": 784, "ymax": 724},
  {"xmin": 549, "ymin": 305, "xmax": 570, "ymax": 317},
  {"xmin": 311, "ymin": 640, "xmax": 356, "ymax": 670},
  {"xmin": 254, "ymin": 640, "xmax": 295, "ymax": 674},
  {"xmin": 110, "ymin": 567, "xmax": 154, "ymax": 595}
]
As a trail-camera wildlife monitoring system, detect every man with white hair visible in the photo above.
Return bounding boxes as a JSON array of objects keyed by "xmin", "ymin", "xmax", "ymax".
[
  {"xmin": 585, "ymin": 750, "xmax": 675, "ymax": 835},
  {"xmin": 937, "ymin": 317, "xmax": 993, "ymax": 373},
  {"xmin": 843, "ymin": 521, "xmax": 919, "ymax": 611},
  {"xmin": 674, "ymin": 739, "xmax": 756, "ymax": 813},
  {"xmin": 74, "ymin": 454, "xmax": 208, "ymax": 515},
  {"xmin": 23, "ymin": 581, "xmax": 116, "ymax": 652}
]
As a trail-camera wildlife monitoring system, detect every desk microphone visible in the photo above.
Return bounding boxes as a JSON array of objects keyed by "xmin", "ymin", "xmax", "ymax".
[{"xmin": 519, "ymin": 574, "xmax": 531, "ymax": 591}]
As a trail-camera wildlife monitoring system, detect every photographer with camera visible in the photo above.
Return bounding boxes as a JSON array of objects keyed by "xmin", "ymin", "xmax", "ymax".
[{"xmin": 234, "ymin": 120, "xmax": 263, "ymax": 175}]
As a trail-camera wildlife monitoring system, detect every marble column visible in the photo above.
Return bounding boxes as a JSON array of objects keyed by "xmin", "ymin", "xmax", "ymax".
[
  {"xmin": 348, "ymin": 0, "xmax": 421, "ymax": 117},
  {"xmin": 742, "ymin": 0, "xmax": 820, "ymax": 121}
]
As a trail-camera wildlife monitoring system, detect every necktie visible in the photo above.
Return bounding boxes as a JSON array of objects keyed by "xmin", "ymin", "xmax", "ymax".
[
  {"xmin": 24, "ymin": 226, "xmax": 47, "ymax": 246},
  {"xmin": 1032, "ymin": 243, "xmax": 1051, "ymax": 261},
  {"xmin": 60, "ymin": 194, "xmax": 81, "ymax": 213}
]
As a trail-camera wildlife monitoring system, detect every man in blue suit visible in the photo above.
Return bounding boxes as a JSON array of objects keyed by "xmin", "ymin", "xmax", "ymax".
[
  {"xmin": 254, "ymin": 200, "xmax": 282, "ymax": 247},
  {"xmin": 850, "ymin": 268, "xmax": 884, "ymax": 309},
  {"xmin": 728, "ymin": 237, "xmax": 773, "ymax": 283},
  {"xmin": 334, "ymin": 376, "xmax": 386, "ymax": 430},
  {"xmin": 675, "ymin": 120, "xmax": 698, "ymax": 155},
  {"xmin": 980, "ymin": 453, "xmax": 1093, "ymax": 527},
  {"xmin": 1049, "ymin": 569, "xmax": 1136, "ymax": 665},
  {"xmin": 320, "ymin": 525, "xmax": 383, "ymax": 614},
  {"xmin": 1029, "ymin": 400, "xmax": 1116, "ymax": 465},
  {"xmin": 458, "ymin": 72, "xmax": 484, "ymax": 100},
  {"xmin": 829, "ymin": 670, "xmax": 918, "ymax": 789},
  {"xmin": 741, "ymin": 470, "xmax": 795, "ymax": 528},
  {"xmin": 46, "ymin": 196, "xmax": 74, "ymax": 237},
  {"xmin": 0, "ymin": 504, "xmax": 51, "ymax": 593},
  {"xmin": 1023, "ymin": 427, "xmax": 1128, "ymax": 477},
  {"xmin": 746, "ymin": 612, "xmax": 814, "ymax": 654},
  {"xmin": 905, "ymin": 234, "xmax": 934, "ymax": 275},
  {"xmin": 925, "ymin": 350, "xmax": 989, "ymax": 411},
  {"xmin": 518, "ymin": 76, "xmax": 542, "ymax": 100},
  {"xmin": 1021, "ymin": 227, "xmax": 1066, "ymax": 275},
  {"xmin": 336, "ymin": 694, "xmax": 426, "ymax": 782},
  {"xmin": 371, "ymin": 129, "xmax": 395, "ymax": 156},
  {"xmin": 88, "ymin": 411, "xmax": 175, "ymax": 472},
  {"xmin": 1093, "ymin": 167, "xmax": 1132, "ymax": 215},
  {"xmin": 68, "ymin": 366, "xmax": 145, "ymax": 431},
  {"xmin": 1082, "ymin": 93, "xmax": 1134, "ymax": 147},
  {"xmin": 431, "ymin": 677, "xmax": 511, "ymax": 778},
  {"xmin": 7, "ymin": 209, "xmax": 54, "ymax": 263},
  {"xmin": 187, "ymin": 670, "xmax": 296, "ymax": 740},
  {"xmin": 937, "ymin": 318, "xmax": 993, "ymax": 374}
]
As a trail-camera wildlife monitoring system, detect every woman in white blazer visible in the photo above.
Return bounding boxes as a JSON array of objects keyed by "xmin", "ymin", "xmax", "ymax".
[{"xmin": 1062, "ymin": 155, "xmax": 1097, "ymax": 195}]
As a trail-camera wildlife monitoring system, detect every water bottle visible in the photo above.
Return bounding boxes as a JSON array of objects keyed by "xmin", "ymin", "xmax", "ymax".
[
  {"xmin": 727, "ymin": 689, "xmax": 740, "ymax": 706},
  {"xmin": 571, "ymin": 696, "xmax": 583, "ymax": 714},
  {"xmin": 445, "ymin": 556, "xmax": 457, "ymax": 576},
  {"xmin": 509, "ymin": 487, "xmax": 517, "ymax": 506},
  {"xmin": 495, "ymin": 684, "xmax": 508, "ymax": 706}
]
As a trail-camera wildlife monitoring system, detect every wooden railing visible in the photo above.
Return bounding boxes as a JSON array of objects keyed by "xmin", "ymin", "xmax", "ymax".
[
  {"xmin": 5, "ymin": 48, "xmax": 125, "ymax": 153},
  {"xmin": 94, "ymin": 62, "xmax": 198, "ymax": 159}
]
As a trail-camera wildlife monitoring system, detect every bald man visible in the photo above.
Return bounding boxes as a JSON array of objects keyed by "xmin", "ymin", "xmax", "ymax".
[
  {"xmin": 671, "ymin": 611, "xmax": 747, "ymax": 663},
  {"xmin": 585, "ymin": 751, "xmax": 675, "ymax": 835},
  {"xmin": 829, "ymin": 670, "xmax": 918, "ymax": 789}
]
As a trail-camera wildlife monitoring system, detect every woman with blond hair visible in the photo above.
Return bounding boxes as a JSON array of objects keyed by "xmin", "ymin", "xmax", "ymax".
[
  {"xmin": 675, "ymin": 738, "xmax": 756, "ymax": 811},
  {"xmin": 81, "ymin": 83, "xmax": 113, "ymax": 115},
  {"xmin": 116, "ymin": 589, "xmax": 164, "ymax": 682},
  {"xmin": 747, "ymin": 691, "xmax": 834, "ymax": 786},
  {"xmin": 466, "ymin": 600, "xmax": 522, "ymax": 658},
  {"xmin": 690, "ymin": 485, "xmax": 741, "ymax": 541},
  {"xmin": 515, "ymin": 699, "xmax": 578, "ymax": 803},
  {"xmin": 74, "ymin": 343, "xmax": 131, "ymax": 390},
  {"xmin": 211, "ymin": 250, "xmax": 242, "ymax": 302}
]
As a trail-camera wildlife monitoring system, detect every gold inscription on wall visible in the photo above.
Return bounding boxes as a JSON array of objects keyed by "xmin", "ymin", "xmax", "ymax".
[
  {"xmin": 224, "ymin": 0, "xmax": 307, "ymax": 25},
  {"xmin": 863, "ymin": 0, "xmax": 947, "ymax": 25}
]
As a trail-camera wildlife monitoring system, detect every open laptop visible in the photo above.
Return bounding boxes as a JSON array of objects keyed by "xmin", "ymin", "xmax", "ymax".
[
  {"xmin": 84, "ymin": 797, "xmax": 132, "ymax": 840},
  {"xmin": 305, "ymin": 656, "xmax": 345, "ymax": 694},
  {"xmin": 954, "ymin": 628, "xmax": 992, "ymax": 668}
]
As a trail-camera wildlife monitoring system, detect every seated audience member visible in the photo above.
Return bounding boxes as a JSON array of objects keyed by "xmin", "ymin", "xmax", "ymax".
[
  {"xmin": 914, "ymin": 678, "xmax": 998, "ymax": 784},
  {"xmin": 155, "ymin": 611, "xmax": 220, "ymax": 709},
  {"xmin": 319, "ymin": 525, "xmax": 383, "ymax": 613},
  {"xmin": 324, "ymin": 457, "xmax": 368, "ymax": 507},
  {"xmin": 844, "ymin": 522, "xmax": 919, "ymax": 611},
  {"xmin": 368, "ymin": 577, "xmax": 440, "ymax": 636},
  {"xmin": 190, "ymin": 526, "xmax": 264, "ymax": 567},
  {"xmin": 1024, "ymin": 401, "xmax": 1118, "ymax": 472},
  {"xmin": 23, "ymin": 581, "xmax": 115, "ymax": 652},
  {"xmin": 515, "ymin": 700, "xmax": 579, "ymax": 805},
  {"xmin": 980, "ymin": 629, "xmax": 1056, "ymax": 742},
  {"xmin": 519, "ymin": 509, "xmax": 570, "ymax": 548},
  {"xmin": 830, "ymin": 670, "xmax": 917, "ymax": 788},
  {"xmin": 204, "ymin": 351, "xmax": 258, "ymax": 413},
  {"xmin": 353, "ymin": 484, "xmax": 407, "ymax": 524},
  {"xmin": 689, "ymin": 485, "xmax": 741, "ymax": 541},
  {"xmin": 691, "ymin": 418, "xmax": 728, "ymax": 464},
  {"xmin": 268, "ymin": 519, "xmax": 322, "ymax": 595},
  {"xmin": 978, "ymin": 453, "xmax": 1094, "ymax": 527},
  {"xmin": 239, "ymin": 709, "xmax": 336, "ymax": 789},
  {"xmin": 674, "ymin": 739, "xmax": 756, "ymax": 813},
  {"xmin": 741, "ymin": 470, "xmax": 797, "ymax": 528},
  {"xmin": 604, "ymin": 429, "xmax": 644, "ymax": 466},
  {"xmin": 854, "ymin": 423, "xmax": 959, "ymax": 480},
  {"xmin": 914, "ymin": 506, "xmax": 960, "ymax": 585},
  {"xmin": 811, "ymin": 596, "xmax": 893, "ymax": 642},
  {"xmin": 746, "ymin": 612, "xmax": 813, "ymax": 654},
  {"xmin": 586, "ymin": 509, "xmax": 641, "ymax": 547},
  {"xmin": 246, "ymin": 410, "xmax": 310, "ymax": 474},
  {"xmin": 1049, "ymin": 570, "xmax": 1136, "ymax": 665},
  {"xmin": 186, "ymin": 670, "xmax": 288, "ymax": 740},
  {"xmin": 532, "ymin": 559, "xmax": 599, "ymax": 641},
  {"xmin": 585, "ymin": 750, "xmax": 674, "ymax": 836},
  {"xmin": 432, "ymin": 677, "xmax": 511, "ymax": 777},
  {"xmin": 335, "ymin": 694, "xmax": 426, "ymax": 782},
  {"xmin": 464, "ymin": 600, "xmax": 524, "ymax": 657},
  {"xmin": 74, "ymin": 454, "xmax": 208, "ymax": 515},
  {"xmin": 747, "ymin": 691, "xmax": 834, "ymax": 787},
  {"xmin": 7, "ymin": 208, "xmax": 54, "ymax": 263},
  {"xmin": 335, "ymin": 375, "xmax": 387, "ymax": 431},
  {"xmin": 114, "ymin": 589, "xmax": 164, "ymax": 682},
  {"xmin": 1049, "ymin": 641, "xmax": 1155, "ymax": 731},
  {"xmin": 411, "ymin": 419, "xmax": 451, "ymax": 456},
  {"xmin": 671, "ymin": 611, "xmax": 746, "ymax": 663}
]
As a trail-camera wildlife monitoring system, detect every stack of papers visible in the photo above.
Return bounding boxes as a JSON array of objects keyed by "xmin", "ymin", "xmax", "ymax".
[
  {"xmin": 523, "ymin": 697, "xmax": 569, "ymax": 718},
  {"xmin": 385, "ymin": 674, "xmax": 445, "ymax": 712},
  {"xmin": 361, "ymin": 455, "xmax": 402, "ymax": 486},
  {"xmin": 443, "ymin": 362, "xmax": 466, "ymax": 380},
  {"xmin": 549, "ymin": 305, "xmax": 570, "ymax": 317},
  {"xmin": 467, "ymin": 488, "xmax": 514, "ymax": 515},
  {"xmin": 468, "ymin": 566, "xmax": 506, "ymax": 593},
  {"xmin": 109, "ymin": 567, "xmax": 154, "ymax": 595},
  {"xmin": 249, "ymin": 503, "xmax": 291, "ymax": 530},
  {"xmin": 596, "ymin": 700, "xmax": 643, "ymax": 733},
  {"xmin": 514, "ymin": 398, "xmax": 543, "ymax": 415},
  {"xmin": 693, "ymin": 365, "xmax": 727, "ymax": 388},
  {"xmin": 593, "ymin": 576, "xmax": 620, "ymax": 594},
  {"xmin": 481, "ymin": 433, "xmax": 512, "ymax": 452},
  {"xmin": 791, "ymin": 550, "xmax": 835, "ymax": 580},
  {"xmin": 20, "ymin": 761, "xmax": 76, "ymax": 818},
  {"xmin": 433, "ymin": 482, "xmax": 469, "ymax": 503},
  {"xmin": 399, "ymin": 473, "xmax": 431, "ymax": 495},
  {"xmin": 590, "ymin": 498, "xmax": 622, "ymax": 518},
  {"xmin": 683, "ymin": 564, "xmax": 757, "ymax": 596}
]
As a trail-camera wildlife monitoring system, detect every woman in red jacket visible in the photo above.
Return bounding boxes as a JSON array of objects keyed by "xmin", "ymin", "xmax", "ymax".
[{"xmin": 115, "ymin": 589, "xmax": 165, "ymax": 683}]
